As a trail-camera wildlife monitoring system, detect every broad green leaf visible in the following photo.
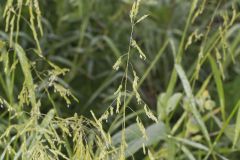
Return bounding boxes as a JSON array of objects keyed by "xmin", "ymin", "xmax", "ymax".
[
  {"xmin": 112, "ymin": 124, "xmax": 142, "ymax": 146},
  {"xmin": 166, "ymin": 93, "xmax": 182, "ymax": 114},
  {"xmin": 157, "ymin": 92, "xmax": 182, "ymax": 120},
  {"xmin": 112, "ymin": 122, "xmax": 166, "ymax": 157}
]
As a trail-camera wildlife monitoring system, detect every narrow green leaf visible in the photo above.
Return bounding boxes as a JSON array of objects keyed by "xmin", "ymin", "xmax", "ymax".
[
  {"xmin": 102, "ymin": 36, "xmax": 121, "ymax": 58},
  {"xmin": 196, "ymin": 75, "xmax": 212, "ymax": 97},
  {"xmin": 175, "ymin": 64, "xmax": 212, "ymax": 147},
  {"xmin": 170, "ymin": 136, "xmax": 208, "ymax": 151},
  {"xmin": 233, "ymin": 100, "xmax": 240, "ymax": 148},
  {"xmin": 167, "ymin": 93, "xmax": 182, "ymax": 114},
  {"xmin": 181, "ymin": 145, "xmax": 196, "ymax": 160},
  {"xmin": 157, "ymin": 92, "xmax": 168, "ymax": 120},
  {"xmin": 209, "ymin": 55, "xmax": 226, "ymax": 121},
  {"xmin": 136, "ymin": 14, "xmax": 149, "ymax": 24}
]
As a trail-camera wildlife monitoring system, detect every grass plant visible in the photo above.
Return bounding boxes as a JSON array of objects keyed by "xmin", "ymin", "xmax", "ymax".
[{"xmin": 1, "ymin": 0, "xmax": 240, "ymax": 159}]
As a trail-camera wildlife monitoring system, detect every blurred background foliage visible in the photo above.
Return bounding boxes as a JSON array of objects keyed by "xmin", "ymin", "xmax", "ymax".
[
  {"xmin": 0, "ymin": 0, "xmax": 237, "ymax": 116},
  {"xmin": 1, "ymin": 0, "xmax": 240, "ymax": 159}
]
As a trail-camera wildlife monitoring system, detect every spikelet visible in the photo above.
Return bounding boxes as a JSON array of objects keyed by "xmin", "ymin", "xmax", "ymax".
[
  {"xmin": 10, "ymin": 59, "xmax": 18, "ymax": 73},
  {"xmin": 215, "ymin": 48, "xmax": 225, "ymax": 79},
  {"xmin": 131, "ymin": 39, "xmax": 146, "ymax": 60},
  {"xmin": 90, "ymin": 110, "xmax": 102, "ymax": 130},
  {"xmin": 3, "ymin": 0, "xmax": 13, "ymax": 18},
  {"xmin": 0, "ymin": 98, "xmax": 15, "ymax": 112},
  {"xmin": 34, "ymin": 0, "xmax": 43, "ymax": 36},
  {"xmin": 110, "ymin": 106, "xmax": 114, "ymax": 115},
  {"xmin": 99, "ymin": 110, "xmax": 109, "ymax": 123},
  {"xmin": 90, "ymin": 110, "xmax": 111, "ymax": 146},
  {"xmin": 9, "ymin": 15, "xmax": 15, "ymax": 47},
  {"xmin": 144, "ymin": 104, "xmax": 158, "ymax": 123},
  {"xmin": 28, "ymin": 0, "xmax": 42, "ymax": 56},
  {"xmin": 48, "ymin": 68, "xmax": 69, "ymax": 86},
  {"xmin": 15, "ymin": 0, "xmax": 22, "ymax": 44},
  {"xmin": 185, "ymin": 29, "xmax": 203, "ymax": 50},
  {"xmin": 115, "ymin": 85, "xmax": 122, "ymax": 113},
  {"xmin": 18, "ymin": 81, "xmax": 30, "ymax": 107},
  {"xmin": 53, "ymin": 83, "xmax": 78, "ymax": 106},
  {"xmin": 229, "ymin": 4, "xmax": 237, "ymax": 26},
  {"xmin": 3, "ymin": 0, "xmax": 14, "ymax": 33},
  {"xmin": 2, "ymin": 51, "xmax": 9, "ymax": 74},
  {"xmin": 136, "ymin": 116, "xmax": 147, "ymax": 139},
  {"xmin": 133, "ymin": 70, "xmax": 141, "ymax": 104},
  {"xmin": 114, "ymin": 85, "xmax": 122, "ymax": 95},
  {"xmin": 4, "ymin": 5, "xmax": 12, "ymax": 33},
  {"xmin": 136, "ymin": 14, "xmax": 149, "ymax": 24},
  {"xmin": 4, "ymin": 0, "xmax": 43, "ymax": 54},
  {"xmin": 192, "ymin": 0, "xmax": 206, "ymax": 23},
  {"xmin": 113, "ymin": 57, "xmax": 121, "ymax": 70},
  {"xmin": 130, "ymin": 0, "xmax": 140, "ymax": 23},
  {"xmin": 116, "ymin": 92, "xmax": 122, "ymax": 113}
]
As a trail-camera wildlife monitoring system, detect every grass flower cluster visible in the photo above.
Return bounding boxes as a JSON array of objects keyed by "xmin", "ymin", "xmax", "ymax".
[{"xmin": 1, "ymin": 0, "xmax": 240, "ymax": 160}]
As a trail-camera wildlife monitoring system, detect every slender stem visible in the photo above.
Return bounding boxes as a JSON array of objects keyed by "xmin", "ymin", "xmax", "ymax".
[{"xmin": 109, "ymin": 40, "xmax": 169, "ymax": 132}]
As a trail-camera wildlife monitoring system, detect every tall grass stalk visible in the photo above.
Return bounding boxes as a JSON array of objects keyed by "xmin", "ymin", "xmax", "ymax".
[{"xmin": 1, "ymin": 0, "xmax": 240, "ymax": 159}]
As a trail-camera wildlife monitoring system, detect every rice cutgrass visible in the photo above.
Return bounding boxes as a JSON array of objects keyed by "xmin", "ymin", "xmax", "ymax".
[{"xmin": 1, "ymin": 0, "xmax": 240, "ymax": 159}]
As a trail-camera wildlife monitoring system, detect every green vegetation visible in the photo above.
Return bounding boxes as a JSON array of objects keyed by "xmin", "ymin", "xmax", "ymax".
[{"xmin": 0, "ymin": 0, "xmax": 240, "ymax": 159}]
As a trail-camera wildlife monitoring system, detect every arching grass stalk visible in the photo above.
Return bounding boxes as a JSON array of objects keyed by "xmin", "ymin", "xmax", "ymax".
[
  {"xmin": 120, "ymin": 1, "xmax": 139, "ymax": 157},
  {"xmin": 109, "ymin": 40, "xmax": 169, "ymax": 133},
  {"xmin": 110, "ymin": 0, "xmax": 156, "ymax": 157}
]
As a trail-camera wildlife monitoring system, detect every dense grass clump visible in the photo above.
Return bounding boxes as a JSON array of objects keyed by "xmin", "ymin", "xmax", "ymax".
[{"xmin": 1, "ymin": 0, "xmax": 240, "ymax": 159}]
